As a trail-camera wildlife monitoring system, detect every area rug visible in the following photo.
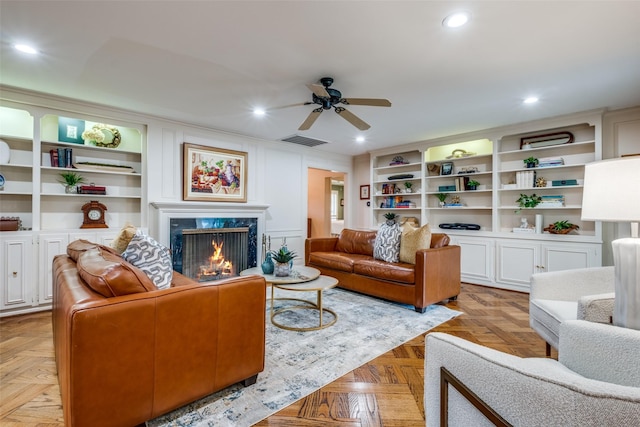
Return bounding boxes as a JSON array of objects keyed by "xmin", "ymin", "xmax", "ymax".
[{"xmin": 147, "ymin": 287, "xmax": 461, "ymax": 427}]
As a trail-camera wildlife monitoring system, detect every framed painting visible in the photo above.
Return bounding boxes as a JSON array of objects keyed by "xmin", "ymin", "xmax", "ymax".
[
  {"xmin": 183, "ymin": 143, "xmax": 247, "ymax": 202},
  {"xmin": 360, "ymin": 184, "xmax": 370, "ymax": 200}
]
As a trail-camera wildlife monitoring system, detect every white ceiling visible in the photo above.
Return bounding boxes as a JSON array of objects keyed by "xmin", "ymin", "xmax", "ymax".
[{"xmin": 1, "ymin": 1, "xmax": 639, "ymax": 156}]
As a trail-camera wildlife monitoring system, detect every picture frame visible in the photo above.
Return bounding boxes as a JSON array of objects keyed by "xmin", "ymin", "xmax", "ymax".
[
  {"xmin": 360, "ymin": 184, "xmax": 370, "ymax": 200},
  {"xmin": 183, "ymin": 143, "xmax": 247, "ymax": 202},
  {"xmin": 440, "ymin": 162, "xmax": 453, "ymax": 176},
  {"xmin": 58, "ymin": 117, "xmax": 85, "ymax": 144}
]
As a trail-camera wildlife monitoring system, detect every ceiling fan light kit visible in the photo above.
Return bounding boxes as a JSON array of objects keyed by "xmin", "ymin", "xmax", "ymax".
[{"xmin": 293, "ymin": 77, "xmax": 391, "ymax": 131}]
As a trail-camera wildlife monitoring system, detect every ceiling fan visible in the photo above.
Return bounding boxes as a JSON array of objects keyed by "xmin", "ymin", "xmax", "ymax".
[{"xmin": 281, "ymin": 77, "xmax": 391, "ymax": 131}]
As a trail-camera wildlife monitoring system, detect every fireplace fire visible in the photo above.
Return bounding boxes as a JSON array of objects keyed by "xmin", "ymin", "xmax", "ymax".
[{"xmin": 198, "ymin": 241, "xmax": 233, "ymax": 281}]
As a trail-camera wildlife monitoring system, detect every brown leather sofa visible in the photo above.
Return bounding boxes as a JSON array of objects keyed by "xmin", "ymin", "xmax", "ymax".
[
  {"xmin": 52, "ymin": 240, "xmax": 267, "ymax": 427},
  {"xmin": 305, "ymin": 229, "xmax": 460, "ymax": 313}
]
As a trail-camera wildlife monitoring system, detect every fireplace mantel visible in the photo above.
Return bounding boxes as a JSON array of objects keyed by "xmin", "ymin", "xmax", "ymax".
[{"xmin": 151, "ymin": 201, "xmax": 270, "ymax": 248}]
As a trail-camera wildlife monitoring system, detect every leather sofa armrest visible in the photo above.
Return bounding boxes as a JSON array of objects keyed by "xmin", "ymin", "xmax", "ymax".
[
  {"xmin": 414, "ymin": 245, "xmax": 461, "ymax": 308},
  {"xmin": 305, "ymin": 237, "xmax": 339, "ymax": 264}
]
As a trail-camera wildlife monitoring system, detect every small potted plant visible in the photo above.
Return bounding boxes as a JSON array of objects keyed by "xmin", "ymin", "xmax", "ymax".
[
  {"xmin": 515, "ymin": 193, "xmax": 542, "ymax": 213},
  {"xmin": 544, "ymin": 220, "xmax": 580, "ymax": 234},
  {"xmin": 269, "ymin": 247, "xmax": 297, "ymax": 277},
  {"xmin": 523, "ymin": 156, "xmax": 539, "ymax": 168},
  {"xmin": 383, "ymin": 212, "xmax": 398, "ymax": 225},
  {"xmin": 466, "ymin": 179, "xmax": 480, "ymax": 190},
  {"xmin": 58, "ymin": 171, "xmax": 85, "ymax": 194},
  {"xmin": 404, "ymin": 181, "xmax": 413, "ymax": 193},
  {"xmin": 435, "ymin": 193, "xmax": 448, "ymax": 207}
]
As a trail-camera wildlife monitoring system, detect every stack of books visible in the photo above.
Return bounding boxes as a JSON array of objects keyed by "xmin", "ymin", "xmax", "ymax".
[
  {"xmin": 396, "ymin": 201, "xmax": 416, "ymax": 208},
  {"xmin": 454, "ymin": 176, "xmax": 469, "ymax": 191},
  {"xmin": 49, "ymin": 148, "xmax": 73, "ymax": 168},
  {"xmin": 516, "ymin": 170, "xmax": 536, "ymax": 188},
  {"xmin": 539, "ymin": 195, "xmax": 565, "ymax": 207},
  {"xmin": 538, "ymin": 157, "xmax": 564, "ymax": 168},
  {"xmin": 77, "ymin": 185, "xmax": 107, "ymax": 195}
]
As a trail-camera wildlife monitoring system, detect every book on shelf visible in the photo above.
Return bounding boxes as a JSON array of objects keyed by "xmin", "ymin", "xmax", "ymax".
[
  {"xmin": 454, "ymin": 176, "xmax": 469, "ymax": 191},
  {"xmin": 78, "ymin": 184, "xmax": 107, "ymax": 195},
  {"xmin": 49, "ymin": 149, "xmax": 58, "ymax": 167},
  {"xmin": 537, "ymin": 157, "xmax": 564, "ymax": 168},
  {"xmin": 516, "ymin": 170, "xmax": 536, "ymax": 188},
  {"xmin": 539, "ymin": 194, "xmax": 565, "ymax": 207},
  {"xmin": 395, "ymin": 201, "xmax": 416, "ymax": 208}
]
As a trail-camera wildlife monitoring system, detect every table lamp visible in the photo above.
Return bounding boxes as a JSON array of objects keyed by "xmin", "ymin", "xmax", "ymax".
[{"xmin": 582, "ymin": 156, "xmax": 640, "ymax": 330}]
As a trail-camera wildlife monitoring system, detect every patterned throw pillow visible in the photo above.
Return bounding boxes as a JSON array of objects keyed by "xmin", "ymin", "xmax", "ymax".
[
  {"xmin": 122, "ymin": 232, "xmax": 173, "ymax": 289},
  {"xmin": 373, "ymin": 223, "xmax": 402, "ymax": 263},
  {"xmin": 399, "ymin": 223, "xmax": 432, "ymax": 264}
]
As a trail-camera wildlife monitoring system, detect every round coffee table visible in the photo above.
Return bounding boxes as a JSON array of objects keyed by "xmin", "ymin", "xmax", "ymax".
[{"xmin": 240, "ymin": 266, "xmax": 338, "ymax": 331}]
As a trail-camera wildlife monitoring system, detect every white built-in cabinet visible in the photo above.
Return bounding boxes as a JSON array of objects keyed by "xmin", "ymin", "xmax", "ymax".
[
  {"xmin": 0, "ymin": 103, "xmax": 146, "ymax": 316},
  {"xmin": 370, "ymin": 111, "xmax": 603, "ymax": 292}
]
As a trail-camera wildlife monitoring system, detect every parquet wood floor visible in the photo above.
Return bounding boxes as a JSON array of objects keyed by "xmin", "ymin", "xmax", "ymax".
[{"xmin": 0, "ymin": 283, "xmax": 553, "ymax": 426}]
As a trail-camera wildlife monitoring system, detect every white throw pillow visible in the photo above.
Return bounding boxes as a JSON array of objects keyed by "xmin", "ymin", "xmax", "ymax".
[
  {"xmin": 122, "ymin": 231, "xmax": 173, "ymax": 289},
  {"xmin": 373, "ymin": 223, "xmax": 402, "ymax": 263}
]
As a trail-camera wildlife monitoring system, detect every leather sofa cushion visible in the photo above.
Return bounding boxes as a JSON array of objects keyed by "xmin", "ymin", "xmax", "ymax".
[
  {"xmin": 335, "ymin": 229, "xmax": 377, "ymax": 255},
  {"xmin": 309, "ymin": 252, "xmax": 372, "ymax": 273},
  {"xmin": 67, "ymin": 239, "xmax": 120, "ymax": 262},
  {"xmin": 353, "ymin": 258, "xmax": 415, "ymax": 284},
  {"xmin": 77, "ymin": 247, "xmax": 157, "ymax": 297}
]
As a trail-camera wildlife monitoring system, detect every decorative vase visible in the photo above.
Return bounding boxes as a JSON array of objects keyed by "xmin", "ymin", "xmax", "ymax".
[
  {"xmin": 261, "ymin": 252, "xmax": 274, "ymax": 274},
  {"xmin": 274, "ymin": 262, "xmax": 291, "ymax": 277},
  {"xmin": 64, "ymin": 185, "xmax": 77, "ymax": 194}
]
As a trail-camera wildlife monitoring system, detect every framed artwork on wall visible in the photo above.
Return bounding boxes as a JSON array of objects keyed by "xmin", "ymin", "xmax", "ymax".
[
  {"xmin": 360, "ymin": 184, "xmax": 370, "ymax": 200},
  {"xmin": 183, "ymin": 143, "xmax": 247, "ymax": 202}
]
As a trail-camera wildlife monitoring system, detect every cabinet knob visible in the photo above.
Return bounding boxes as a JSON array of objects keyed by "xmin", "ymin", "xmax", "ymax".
[{"xmin": 12, "ymin": 271, "xmax": 18, "ymax": 277}]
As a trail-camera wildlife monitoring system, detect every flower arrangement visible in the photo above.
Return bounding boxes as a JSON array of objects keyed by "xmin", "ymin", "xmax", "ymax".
[{"xmin": 82, "ymin": 124, "xmax": 122, "ymax": 148}]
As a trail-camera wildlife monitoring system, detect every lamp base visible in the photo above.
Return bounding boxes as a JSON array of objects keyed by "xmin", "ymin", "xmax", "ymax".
[{"xmin": 613, "ymin": 238, "xmax": 640, "ymax": 330}]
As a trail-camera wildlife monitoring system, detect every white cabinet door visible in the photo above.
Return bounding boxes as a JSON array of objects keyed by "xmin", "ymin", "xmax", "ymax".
[
  {"xmin": 496, "ymin": 240, "xmax": 539, "ymax": 290},
  {"xmin": 542, "ymin": 242, "xmax": 600, "ymax": 272},
  {"xmin": 0, "ymin": 234, "xmax": 34, "ymax": 312},
  {"xmin": 39, "ymin": 233, "xmax": 69, "ymax": 304},
  {"xmin": 451, "ymin": 236, "xmax": 494, "ymax": 285}
]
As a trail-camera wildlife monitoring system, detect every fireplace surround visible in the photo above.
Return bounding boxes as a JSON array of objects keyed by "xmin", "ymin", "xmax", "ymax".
[{"xmin": 151, "ymin": 202, "xmax": 269, "ymax": 280}]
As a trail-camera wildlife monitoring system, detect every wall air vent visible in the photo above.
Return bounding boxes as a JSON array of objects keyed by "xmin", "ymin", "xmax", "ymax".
[{"xmin": 280, "ymin": 134, "xmax": 329, "ymax": 147}]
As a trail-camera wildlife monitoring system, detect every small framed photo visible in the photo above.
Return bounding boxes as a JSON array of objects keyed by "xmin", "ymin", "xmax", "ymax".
[
  {"xmin": 360, "ymin": 184, "xmax": 370, "ymax": 200},
  {"xmin": 58, "ymin": 117, "xmax": 85, "ymax": 144},
  {"xmin": 440, "ymin": 162, "xmax": 453, "ymax": 176},
  {"xmin": 183, "ymin": 143, "xmax": 247, "ymax": 202}
]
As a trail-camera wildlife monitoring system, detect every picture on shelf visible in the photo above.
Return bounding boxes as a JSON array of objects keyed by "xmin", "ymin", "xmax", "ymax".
[
  {"xmin": 440, "ymin": 162, "xmax": 453, "ymax": 176},
  {"xmin": 57, "ymin": 117, "xmax": 85, "ymax": 144}
]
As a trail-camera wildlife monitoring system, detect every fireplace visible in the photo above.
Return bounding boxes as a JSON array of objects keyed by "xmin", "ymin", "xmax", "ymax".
[
  {"xmin": 169, "ymin": 217, "xmax": 257, "ymax": 279},
  {"xmin": 152, "ymin": 202, "xmax": 269, "ymax": 281},
  {"xmin": 182, "ymin": 227, "xmax": 250, "ymax": 281}
]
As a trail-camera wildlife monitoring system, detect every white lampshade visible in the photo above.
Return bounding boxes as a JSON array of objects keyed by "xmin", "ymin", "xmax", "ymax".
[{"xmin": 581, "ymin": 157, "xmax": 640, "ymax": 223}]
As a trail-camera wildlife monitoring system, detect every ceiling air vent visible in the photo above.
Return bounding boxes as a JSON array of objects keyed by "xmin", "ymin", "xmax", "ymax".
[{"xmin": 280, "ymin": 134, "xmax": 329, "ymax": 148}]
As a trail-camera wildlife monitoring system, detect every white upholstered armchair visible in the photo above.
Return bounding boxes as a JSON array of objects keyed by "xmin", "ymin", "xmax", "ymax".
[
  {"xmin": 529, "ymin": 266, "xmax": 615, "ymax": 355},
  {"xmin": 425, "ymin": 320, "xmax": 640, "ymax": 427}
]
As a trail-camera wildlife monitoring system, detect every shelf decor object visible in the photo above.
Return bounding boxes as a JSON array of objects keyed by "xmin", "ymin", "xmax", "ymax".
[
  {"xmin": 182, "ymin": 143, "xmax": 247, "ymax": 202},
  {"xmin": 82, "ymin": 123, "xmax": 122, "ymax": 148},
  {"xmin": 520, "ymin": 131, "xmax": 574, "ymax": 149},
  {"xmin": 57, "ymin": 117, "xmax": 85, "ymax": 144},
  {"xmin": 582, "ymin": 156, "xmax": 640, "ymax": 330},
  {"xmin": 360, "ymin": 184, "xmax": 370, "ymax": 200}
]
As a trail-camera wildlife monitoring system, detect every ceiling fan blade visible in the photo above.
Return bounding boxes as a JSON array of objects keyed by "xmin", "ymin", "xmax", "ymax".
[
  {"xmin": 298, "ymin": 107, "xmax": 323, "ymax": 130},
  {"xmin": 267, "ymin": 102, "xmax": 312, "ymax": 111},
  {"xmin": 341, "ymin": 98, "xmax": 392, "ymax": 107},
  {"xmin": 334, "ymin": 107, "xmax": 370, "ymax": 131},
  {"xmin": 306, "ymin": 83, "xmax": 330, "ymax": 98}
]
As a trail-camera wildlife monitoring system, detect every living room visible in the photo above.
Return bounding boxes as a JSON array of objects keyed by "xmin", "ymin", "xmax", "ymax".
[{"xmin": 1, "ymin": 1, "xmax": 640, "ymax": 426}]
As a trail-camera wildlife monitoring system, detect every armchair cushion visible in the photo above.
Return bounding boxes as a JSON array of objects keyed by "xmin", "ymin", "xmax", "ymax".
[
  {"xmin": 122, "ymin": 231, "xmax": 173, "ymax": 289},
  {"xmin": 399, "ymin": 223, "xmax": 431, "ymax": 264},
  {"xmin": 77, "ymin": 247, "xmax": 156, "ymax": 297},
  {"xmin": 577, "ymin": 292, "xmax": 615, "ymax": 324},
  {"xmin": 373, "ymin": 223, "xmax": 402, "ymax": 262}
]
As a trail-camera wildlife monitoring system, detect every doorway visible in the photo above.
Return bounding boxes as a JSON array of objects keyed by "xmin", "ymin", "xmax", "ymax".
[{"xmin": 307, "ymin": 168, "xmax": 346, "ymax": 238}]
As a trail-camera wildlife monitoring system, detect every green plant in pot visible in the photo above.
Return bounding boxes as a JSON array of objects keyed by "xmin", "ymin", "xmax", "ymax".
[
  {"xmin": 544, "ymin": 220, "xmax": 580, "ymax": 234},
  {"xmin": 435, "ymin": 192, "xmax": 448, "ymax": 207},
  {"xmin": 383, "ymin": 212, "xmax": 398, "ymax": 225},
  {"xmin": 523, "ymin": 156, "xmax": 539, "ymax": 168},
  {"xmin": 58, "ymin": 171, "xmax": 84, "ymax": 194},
  {"xmin": 515, "ymin": 193, "xmax": 542, "ymax": 213},
  {"xmin": 269, "ymin": 247, "xmax": 297, "ymax": 277},
  {"xmin": 467, "ymin": 179, "xmax": 480, "ymax": 190},
  {"xmin": 404, "ymin": 181, "xmax": 413, "ymax": 193}
]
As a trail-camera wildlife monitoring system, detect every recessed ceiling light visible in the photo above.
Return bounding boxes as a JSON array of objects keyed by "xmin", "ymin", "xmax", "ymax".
[
  {"xmin": 14, "ymin": 44, "xmax": 38, "ymax": 55},
  {"xmin": 443, "ymin": 11, "xmax": 471, "ymax": 28},
  {"xmin": 524, "ymin": 97, "xmax": 539, "ymax": 104},
  {"xmin": 356, "ymin": 136, "xmax": 365, "ymax": 143},
  {"xmin": 253, "ymin": 108, "xmax": 266, "ymax": 116}
]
